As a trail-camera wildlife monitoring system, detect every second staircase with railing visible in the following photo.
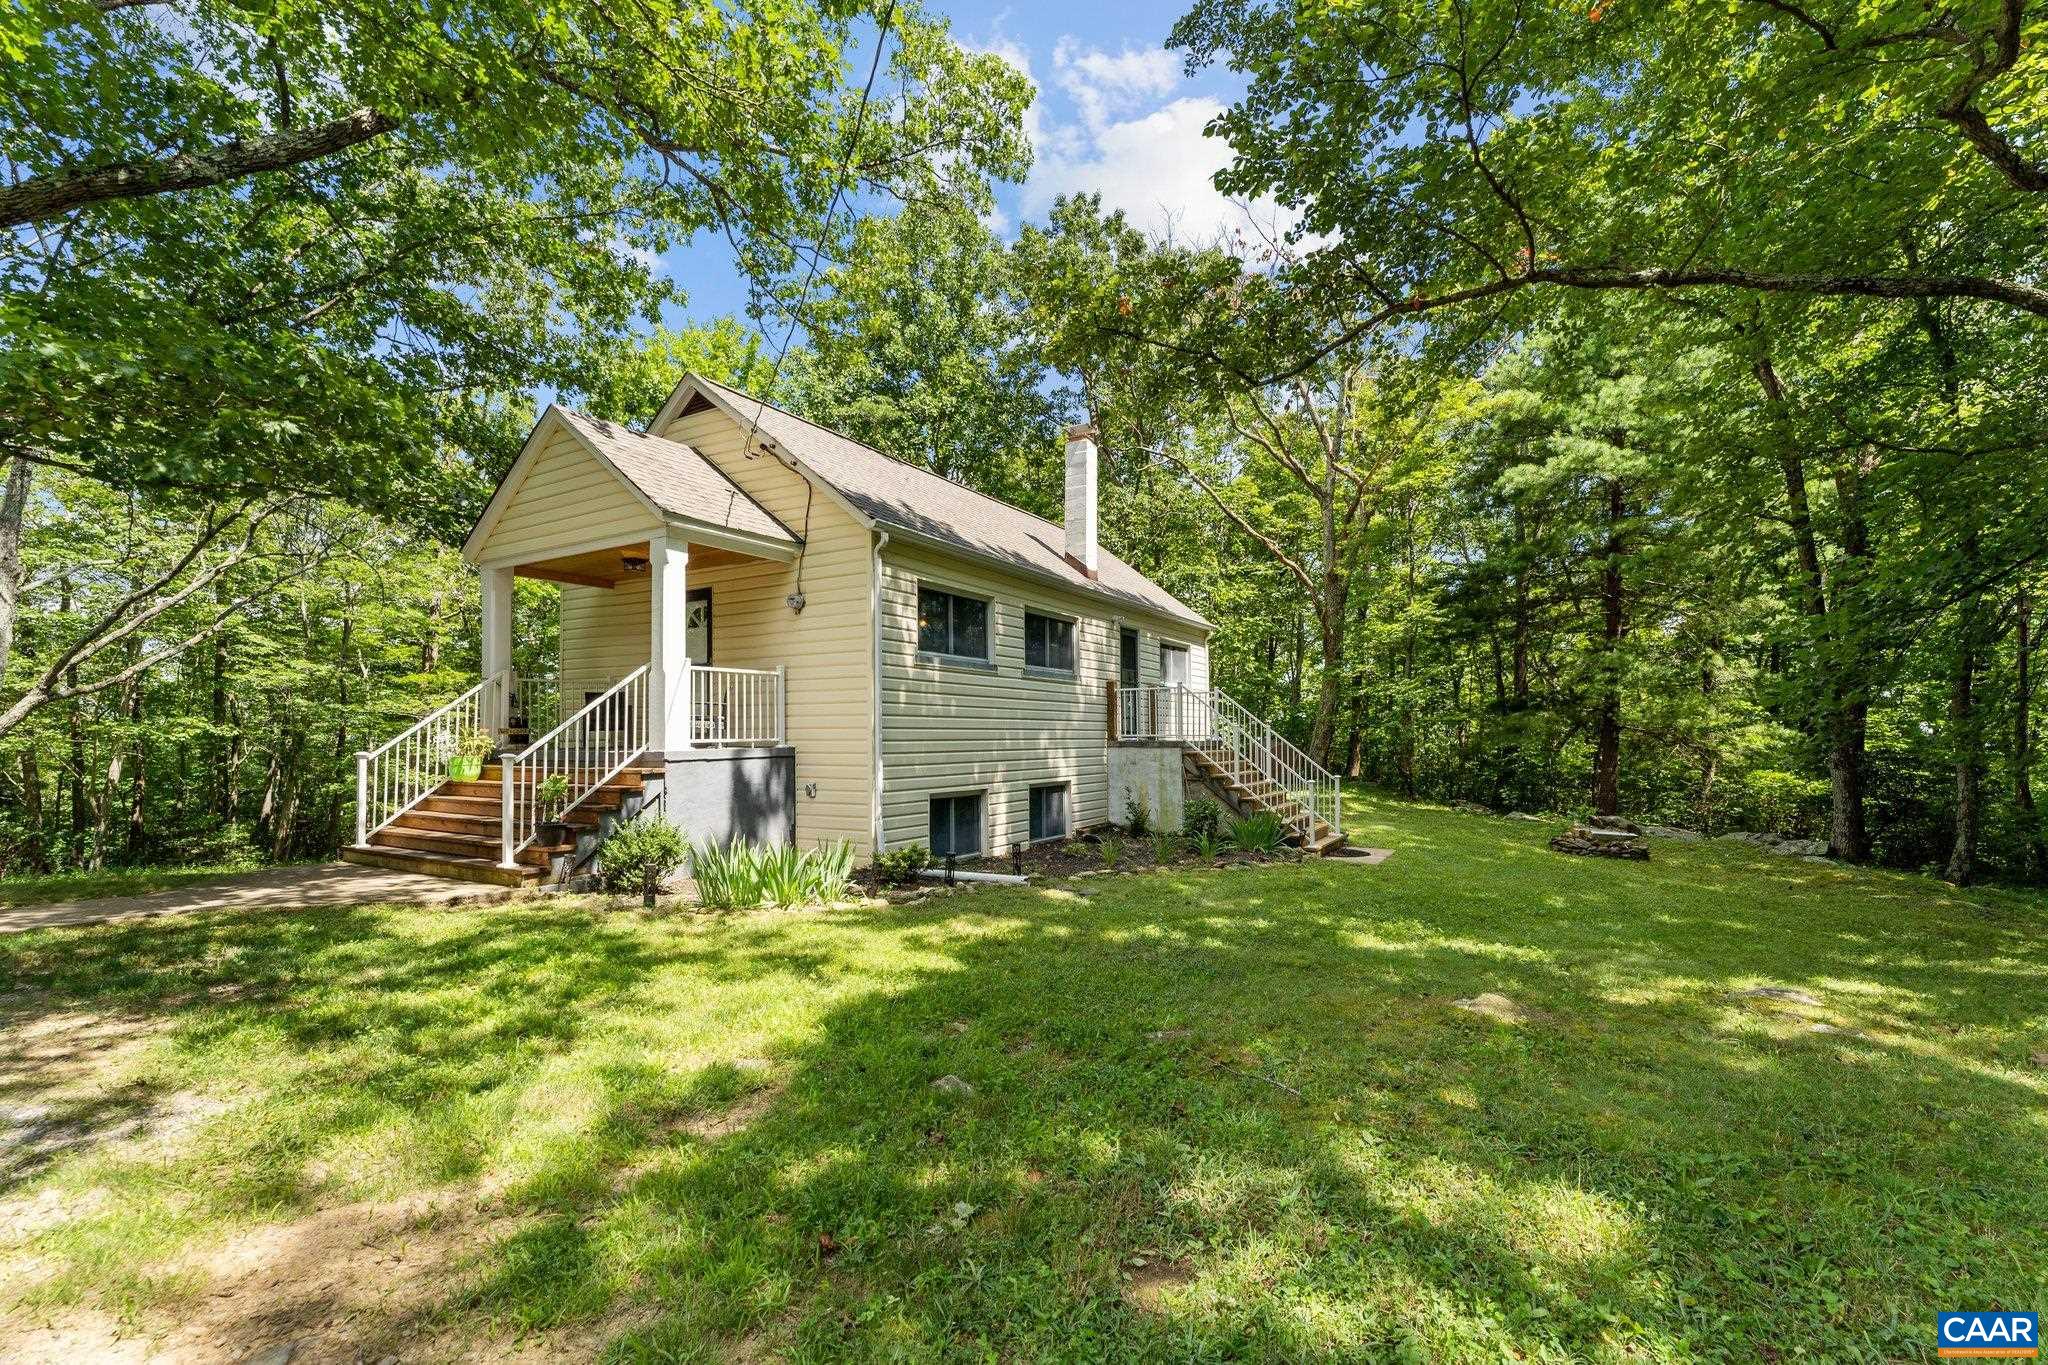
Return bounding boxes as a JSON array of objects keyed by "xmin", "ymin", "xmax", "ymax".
[{"xmin": 1116, "ymin": 685, "xmax": 1345, "ymax": 854}]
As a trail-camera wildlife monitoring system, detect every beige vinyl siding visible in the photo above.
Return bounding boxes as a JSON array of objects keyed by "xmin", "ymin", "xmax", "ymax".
[
  {"xmin": 878, "ymin": 540, "xmax": 1209, "ymax": 853},
  {"xmin": 658, "ymin": 407, "xmax": 876, "ymax": 851},
  {"xmin": 557, "ymin": 577, "xmax": 649, "ymax": 713},
  {"xmin": 480, "ymin": 424, "xmax": 660, "ymax": 564}
]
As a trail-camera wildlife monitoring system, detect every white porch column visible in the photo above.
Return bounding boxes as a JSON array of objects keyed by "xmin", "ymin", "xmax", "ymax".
[
  {"xmin": 648, "ymin": 532, "xmax": 692, "ymax": 756},
  {"xmin": 480, "ymin": 563, "xmax": 513, "ymax": 731}
]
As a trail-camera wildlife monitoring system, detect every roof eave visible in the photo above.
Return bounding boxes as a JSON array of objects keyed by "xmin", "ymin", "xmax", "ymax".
[{"xmin": 879, "ymin": 522, "xmax": 1211, "ymax": 634}]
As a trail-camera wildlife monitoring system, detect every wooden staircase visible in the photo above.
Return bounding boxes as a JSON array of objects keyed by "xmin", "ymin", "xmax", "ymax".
[
  {"xmin": 1184, "ymin": 743, "xmax": 1345, "ymax": 856},
  {"xmin": 344, "ymin": 761, "xmax": 663, "ymax": 886}
]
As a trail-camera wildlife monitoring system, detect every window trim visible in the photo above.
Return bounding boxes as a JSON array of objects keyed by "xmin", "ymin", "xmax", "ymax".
[
  {"xmin": 914, "ymin": 581, "xmax": 995, "ymax": 666},
  {"xmin": 1022, "ymin": 608, "xmax": 1079, "ymax": 677},
  {"xmin": 1028, "ymin": 781, "xmax": 1072, "ymax": 844},
  {"xmin": 1158, "ymin": 640, "xmax": 1191, "ymax": 688},
  {"xmin": 928, "ymin": 788, "xmax": 988, "ymax": 859}
]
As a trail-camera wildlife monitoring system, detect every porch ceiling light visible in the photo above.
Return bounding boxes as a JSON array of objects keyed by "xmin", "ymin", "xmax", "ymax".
[{"xmin": 620, "ymin": 554, "xmax": 649, "ymax": 574}]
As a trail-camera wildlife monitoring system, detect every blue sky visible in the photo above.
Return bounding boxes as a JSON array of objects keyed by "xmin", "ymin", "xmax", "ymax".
[{"xmin": 658, "ymin": 0, "xmax": 1270, "ymax": 331}]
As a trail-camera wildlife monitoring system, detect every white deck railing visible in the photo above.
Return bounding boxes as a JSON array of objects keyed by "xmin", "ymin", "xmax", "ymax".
[
  {"xmin": 1117, "ymin": 685, "xmax": 1341, "ymax": 844},
  {"xmin": 499, "ymin": 665, "xmax": 649, "ymax": 867},
  {"xmin": 690, "ymin": 664, "xmax": 784, "ymax": 746},
  {"xmin": 355, "ymin": 670, "xmax": 509, "ymax": 844},
  {"xmin": 512, "ymin": 672, "xmax": 559, "ymax": 739}
]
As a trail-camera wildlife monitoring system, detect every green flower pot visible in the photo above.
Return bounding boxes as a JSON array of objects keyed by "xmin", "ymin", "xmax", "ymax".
[{"xmin": 447, "ymin": 756, "xmax": 484, "ymax": 782}]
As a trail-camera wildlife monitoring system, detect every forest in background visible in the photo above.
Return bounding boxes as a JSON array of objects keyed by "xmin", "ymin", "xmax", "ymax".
[{"xmin": 4, "ymin": 0, "xmax": 2045, "ymax": 883}]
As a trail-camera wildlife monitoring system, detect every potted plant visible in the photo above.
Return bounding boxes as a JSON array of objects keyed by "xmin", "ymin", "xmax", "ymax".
[
  {"xmin": 446, "ymin": 727, "xmax": 494, "ymax": 782},
  {"xmin": 534, "ymin": 773, "xmax": 575, "ymax": 846}
]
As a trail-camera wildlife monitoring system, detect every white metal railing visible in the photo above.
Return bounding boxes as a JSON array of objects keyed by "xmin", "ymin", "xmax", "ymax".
[
  {"xmin": 354, "ymin": 670, "xmax": 509, "ymax": 845},
  {"xmin": 1117, "ymin": 685, "xmax": 1342, "ymax": 844},
  {"xmin": 499, "ymin": 665, "xmax": 649, "ymax": 867},
  {"xmin": 512, "ymin": 672, "xmax": 559, "ymax": 739},
  {"xmin": 690, "ymin": 664, "xmax": 784, "ymax": 746}
]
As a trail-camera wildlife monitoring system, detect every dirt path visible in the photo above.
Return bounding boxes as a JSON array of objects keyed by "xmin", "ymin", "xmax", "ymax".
[{"xmin": 0, "ymin": 864, "xmax": 512, "ymax": 935}]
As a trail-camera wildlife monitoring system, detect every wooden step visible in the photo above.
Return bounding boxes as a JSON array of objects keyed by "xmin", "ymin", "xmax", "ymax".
[
  {"xmin": 343, "ymin": 844, "xmax": 540, "ymax": 887},
  {"xmin": 1305, "ymin": 830, "xmax": 1346, "ymax": 856},
  {"xmin": 369, "ymin": 827, "xmax": 570, "ymax": 869},
  {"xmin": 438, "ymin": 778, "xmax": 635, "ymax": 803},
  {"xmin": 391, "ymin": 807, "xmax": 603, "ymax": 838}
]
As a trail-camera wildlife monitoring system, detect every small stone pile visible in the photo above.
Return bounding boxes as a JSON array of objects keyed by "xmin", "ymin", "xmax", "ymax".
[{"xmin": 1549, "ymin": 814, "xmax": 1650, "ymax": 860}]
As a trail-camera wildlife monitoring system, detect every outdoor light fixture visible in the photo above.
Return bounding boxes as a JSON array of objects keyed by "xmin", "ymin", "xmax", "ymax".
[
  {"xmin": 619, "ymin": 554, "xmax": 649, "ymax": 574},
  {"xmin": 785, "ymin": 590, "xmax": 806, "ymax": 613}
]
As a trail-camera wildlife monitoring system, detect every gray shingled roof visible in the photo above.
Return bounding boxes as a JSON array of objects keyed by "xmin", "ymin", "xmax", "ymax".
[
  {"xmin": 684, "ymin": 376, "xmax": 1211, "ymax": 630},
  {"xmin": 554, "ymin": 407, "xmax": 796, "ymax": 547}
]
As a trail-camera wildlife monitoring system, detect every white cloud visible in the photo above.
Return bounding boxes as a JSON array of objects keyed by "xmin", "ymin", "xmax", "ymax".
[{"xmin": 982, "ymin": 35, "xmax": 1300, "ymax": 249}]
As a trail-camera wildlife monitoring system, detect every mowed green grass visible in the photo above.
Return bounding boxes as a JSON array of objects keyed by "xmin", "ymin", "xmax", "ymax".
[{"xmin": 3, "ymin": 791, "xmax": 2046, "ymax": 1361}]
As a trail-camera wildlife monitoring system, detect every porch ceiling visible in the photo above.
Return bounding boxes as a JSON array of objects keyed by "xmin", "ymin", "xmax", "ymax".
[{"xmin": 514, "ymin": 540, "xmax": 756, "ymax": 589}]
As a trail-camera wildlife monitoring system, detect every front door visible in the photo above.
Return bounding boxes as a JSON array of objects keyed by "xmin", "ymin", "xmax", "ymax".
[
  {"xmin": 686, "ymin": 587, "xmax": 712, "ymax": 665},
  {"xmin": 1119, "ymin": 628, "xmax": 1140, "ymax": 734}
]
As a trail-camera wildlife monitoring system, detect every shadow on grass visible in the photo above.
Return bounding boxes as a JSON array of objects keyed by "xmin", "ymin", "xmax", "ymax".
[{"xmin": 2, "ymin": 808, "xmax": 2046, "ymax": 1360}]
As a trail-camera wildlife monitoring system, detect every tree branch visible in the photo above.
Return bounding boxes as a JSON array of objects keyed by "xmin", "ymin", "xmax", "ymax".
[{"xmin": 0, "ymin": 108, "xmax": 400, "ymax": 229}]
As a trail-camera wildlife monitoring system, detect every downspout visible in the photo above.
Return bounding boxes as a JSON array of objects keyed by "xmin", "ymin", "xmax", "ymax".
[{"xmin": 870, "ymin": 528, "xmax": 890, "ymax": 854}]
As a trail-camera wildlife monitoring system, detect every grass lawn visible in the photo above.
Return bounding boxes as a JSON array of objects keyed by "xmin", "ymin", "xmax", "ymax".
[{"xmin": 2, "ymin": 791, "xmax": 2045, "ymax": 1362}]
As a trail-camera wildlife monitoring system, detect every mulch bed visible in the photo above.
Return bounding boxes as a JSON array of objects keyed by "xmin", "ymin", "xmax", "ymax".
[{"xmin": 851, "ymin": 829, "xmax": 1302, "ymax": 896}]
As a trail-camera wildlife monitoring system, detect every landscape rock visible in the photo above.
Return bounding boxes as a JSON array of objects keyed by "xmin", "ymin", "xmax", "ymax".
[
  {"xmin": 1770, "ymin": 839, "xmax": 1828, "ymax": 857},
  {"xmin": 931, "ymin": 1074, "xmax": 975, "ymax": 1097},
  {"xmin": 1587, "ymin": 814, "xmax": 1643, "ymax": 834},
  {"xmin": 240, "ymin": 1346, "xmax": 296, "ymax": 1365},
  {"xmin": 1717, "ymin": 831, "xmax": 1782, "ymax": 847},
  {"xmin": 1729, "ymin": 986, "xmax": 1821, "ymax": 1007},
  {"xmin": 1550, "ymin": 827, "xmax": 1650, "ymax": 860},
  {"xmin": 1452, "ymin": 801, "xmax": 1492, "ymax": 815},
  {"xmin": 1642, "ymin": 825, "xmax": 1704, "ymax": 842},
  {"xmin": 1505, "ymin": 812, "xmax": 1546, "ymax": 822},
  {"xmin": 1453, "ymin": 992, "xmax": 1546, "ymax": 1025}
]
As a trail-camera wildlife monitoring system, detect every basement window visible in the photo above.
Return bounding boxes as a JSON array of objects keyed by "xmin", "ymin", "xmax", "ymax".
[
  {"xmin": 1029, "ymin": 784, "xmax": 1070, "ymax": 842},
  {"xmin": 929, "ymin": 793, "xmax": 985, "ymax": 858}
]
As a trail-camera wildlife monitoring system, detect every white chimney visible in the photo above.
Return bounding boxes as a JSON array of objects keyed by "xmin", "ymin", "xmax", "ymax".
[{"xmin": 1064, "ymin": 422, "xmax": 1099, "ymax": 578}]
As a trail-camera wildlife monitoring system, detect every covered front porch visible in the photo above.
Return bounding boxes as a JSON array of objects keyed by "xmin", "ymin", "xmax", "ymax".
[{"xmin": 349, "ymin": 405, "xmax": 812, "ymax": 882}]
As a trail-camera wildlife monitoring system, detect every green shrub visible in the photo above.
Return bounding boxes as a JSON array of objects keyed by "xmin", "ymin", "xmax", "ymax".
[
  {"xmin": 1182, "ymin": 795, "xmax": 1224, "ymax": 839},
  {"xmin": 1123, "ymin": 793, "xmax": 1151, "ymax": 836},
  {"xmin": 1228, "ymin": 810, "xmax": 1287, "ymax": 855},
  {"xmin": 872, "ymin": 843, "xmax": 928, "ymax": 887},
  {"xmin": 758, "ymin": 843, "xmax": 810, "ymax": 908},
  {"xmin": 809, "ymin": 839, "xmax": 857, "ymax": 902},
  {"xmin": 533, "ymin": 773, "xmax": 571, "ymax": 821},
  {"xmin": 1099, "ymin": 837, "xmax": 1123, "ymax": 869},
  {"xmin": 1191, "ymin": 829, "xmax": 1224, "ymax": 860},
  {"xmin": 600, "ymin": 818, "xmax": 689, "ymax": 894},
  {"xmin": 1151, "ymin": 830, "xmax": 1178, "ymax": 864},
  {"xmin": 692, "ymin": 838, "xmax": 861, "ymax": 909}
]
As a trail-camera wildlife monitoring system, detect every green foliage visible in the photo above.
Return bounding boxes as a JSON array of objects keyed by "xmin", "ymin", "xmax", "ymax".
[
  {"xmin": 1228, "ymin": 811, "xmax": 1287, "ymax": 855},
  {"xmin": 534, "ymin": 774, "xmax": 572, "ymax": 821},
  {"xmin": 1150, "ymin": 831, "xmax": 1178, "ymax": 865},
  {"xmin": 598, "ymin": 819, "xmax": 688, "ymax": 894},
  {"xmin": 1737, "ymin": 771, "xmax": 1833, "ymax": 840},
  {"xmin": 1191, "ymin": 830, "xmax": 1225, "ymax": 861},
  {"xmin": 1183, "ymin": 796, "xmax": 1224, "ymax": 840},
  {"xmin": 695, "ymin": 839, "xmax": 862, "ymax": 909},
  {"xmin": 1122, "ymin": 793, "xmax": 1151, "ymax": 836},
  {"xmin": 454, "ymin": 728, "xmax": 496, "ymax": 762},
  {"xmin": 1098, "ymin": 837, "xmax": 1123, "ymax": 869},
  {"xmin": 871, "ymin": 844, "xmax": 929, "ymax": 888}
]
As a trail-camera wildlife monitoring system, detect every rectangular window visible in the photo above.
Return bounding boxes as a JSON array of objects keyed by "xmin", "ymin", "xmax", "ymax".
[
  {"xmin": 1159, "ymin": 642, "xmax": 1190, "ymax": 688},
  {"xmin": 918, "ymin": 586, "xmax": 989, "ymax": 661},
  {"xmin": 1029, "ymin": 784, "xmax": 1070, "ymax": 842},
  {"xmin": 1024, "ymin": 612, "xmax": 1076, "ymax": 672},
  {"xmin": 929, "ymin": 793, "xmax": 985, "ymax": 858}
]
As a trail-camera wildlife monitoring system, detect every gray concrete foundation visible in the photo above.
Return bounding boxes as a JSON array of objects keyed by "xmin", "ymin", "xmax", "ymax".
[{"xmin": 662, "ymin": 746, "xmax": 796, "ymax": 847}]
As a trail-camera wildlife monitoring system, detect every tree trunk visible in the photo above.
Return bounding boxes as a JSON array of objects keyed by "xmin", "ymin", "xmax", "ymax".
[
  {"xmin": 1591, "ymin": 477, "xmax": 1626, "ymax": 817},
  {"xmin": 19, "ymin": 750, "xmax": 48, "ymax": 874},
  {"xmin": 1756, "ymin": 356, "xmax": 1869, "ymax": 861},
  {"xmin": 0, "ymin": 457, "xmax": 29, "ymax": 683},
  {"xmin": 1946, "ymin": 602, "xmax": 1983, "ymax": 884},
  {"xmin": 2013, "ymin": 587, "xmax": 2044, "ymax": 879}
]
